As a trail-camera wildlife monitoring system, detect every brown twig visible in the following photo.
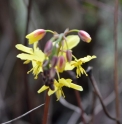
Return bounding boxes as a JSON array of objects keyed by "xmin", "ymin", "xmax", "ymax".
[
  {"xmin": 75, "ymin": 90, "xmax": 86, "ymax": 124},
  {"xmin": 86, "ymin": 66, "xmax": 121, "ymax": 124},
  {"xmin": 42, "ymin": 91, "xmax": 51, "ymax": 124},
  {"xmin": 114, "ymin": 0, "xmax": 120, "ymax": 122},
  {"xmin": 89, "ymin": 91, "xmax": 96, "ymax": 124},
  {"xmin": 67, "ymin": 71, "xmax": 86, "ymax": 124},
  {"xmin": 24, "ymin": 0, "xmax": 32, "ymax": 46},
  {"xmin": 23, "ymin": 0, "xmax": 33, "ymax": 123},
  {"xmin": 1, "ymin": 103, "xmax": 45, "ymax": 124}
]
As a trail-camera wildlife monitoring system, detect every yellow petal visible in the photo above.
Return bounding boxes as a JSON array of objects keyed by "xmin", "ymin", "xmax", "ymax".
[
  {"xmin": 33, "ymin": 41, "xmax": 38, "ymax": 51},
  {"xmin": 63, "ymin": 35, "xmax": 80, "ymax": 50},
  {"xmin": 65, "ymin": 62, "xmax": 74, "ymax": 70},
  {"xmin": 17, "ymin": 53, "xmax": 36, "ymax": 60},
  {"xmin": 59, "ymin": 78, "xmax": 70, "ymax": 87},
  {"xmin": 33, "ymin": 49, "xmax": 45, "ymax": 61},
  {"xmin": 17, "ymin": 51, "xmax": 44, "ymax": 62},
  {"xmin": 56, "ymin": 90, "xmax": 62, "ymax": 101},
  {"xmin": 15, "ymin": 44, "xmax": 33, "ymax": 54},
  {"xmin": 70, "ymin": 83, "xmax": 83, "ymax": 91},
  {"xmin": 48, "ymin": 86, "xmax": 58, "ymax": 96},
  {"xmin": 80, "ymin": 55, "xmax": 97, "ymax": 63},
  {"xmin": 37, "ymin": 85, "xmax": 48, "ymax": 93},
  {"xmin": 66, "ymin": 79, "xmax": 72, "ymax": 83}
]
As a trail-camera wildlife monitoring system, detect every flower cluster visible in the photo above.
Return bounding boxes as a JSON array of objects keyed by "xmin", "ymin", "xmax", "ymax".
[{"xmin": 15, "ymin": 29, "xmax": 96, "ymax": 100}]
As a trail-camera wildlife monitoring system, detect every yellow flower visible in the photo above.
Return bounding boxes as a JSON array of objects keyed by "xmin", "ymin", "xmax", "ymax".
[
  {"xmin": 15, "ymin": 41, "xmax": 45, "ymax": 79},
  {"xmin": 26, "ymin": 29, "xmax": 46, "ymax": 44},
  {"xmin": 65, "ymin": 55, "xmax": 97, "ymax": 78},
  {"xmin": 37, "ymin": 78, "xmax": 83, "ymax": 100}
]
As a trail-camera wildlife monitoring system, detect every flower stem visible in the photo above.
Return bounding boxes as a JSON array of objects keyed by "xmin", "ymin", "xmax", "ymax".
[
  {"xmin": 42, "ymin": 91, "xmax": 51, "ymax": 124},
  {"xmin": 68, "ymin": 29, "xmax": 79, "ymax": 33},
  {"xmin": 46, "ymin": 30, "xmax": 55, "ymax": 34}
]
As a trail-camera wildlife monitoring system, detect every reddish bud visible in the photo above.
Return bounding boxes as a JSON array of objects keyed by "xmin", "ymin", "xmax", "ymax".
[
  {"xmin": 57, "ymin": 56, "xmax": 66, "ymax": 72},
  {"xmin": 51, "ymin": 56, "xmax": 58, "ymax": 67},
  {"xmin": 44, "ymin": 41, "xmax": 53, "ymax": 56},
  {"xmin": 78, "ymin": 30, "xmax": 91, "ymax": 43},
  {"xmin": 66, "ymin": 50, "xmax": 72, "ymax": 62}
]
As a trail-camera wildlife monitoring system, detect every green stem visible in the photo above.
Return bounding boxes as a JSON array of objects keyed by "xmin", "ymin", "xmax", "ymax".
[
  {"xmin": 46, "ymin": 30, "xmax": 55, "ymax": 34},
  {"xmin": 68, "ymin": 29, "xmax": 79, "ymax": 33},
  {"xmin": 49, "ymin": 34, "xmax": 63, "ymax": 59}
]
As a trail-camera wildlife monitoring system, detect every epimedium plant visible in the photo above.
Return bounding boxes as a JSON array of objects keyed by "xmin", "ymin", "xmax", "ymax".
[{"xmin": 15, "ymin": 28, "xmax": 96, "ymax": 101}]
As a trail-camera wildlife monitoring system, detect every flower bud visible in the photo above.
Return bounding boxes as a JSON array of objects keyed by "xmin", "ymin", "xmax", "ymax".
[
  {"xmin": 78, "ymin": 30, "xmax": 91, "ymax": 43},
  {"xmin": 26, "ymin": 29, "xmax": 46, "ymax": 44},
  {"xmin": 51, "ymin": 56, "xmax": 58, "ymax": 67},
  {"xmin": 57, "ymin": 56, "xmax": 66, "ymax": 72},
  {"xmin": 43, "ymin": 60, "xmax": 49, "ymax": 68},
  {"xmin": 49, "ymin": 68, "xmax": 56, "ymax": 79},
  {"xmin": 43, "ymin": 70, "xmax": 50, "ymax": 77},
  {"xmin": 44, "ymin": 41, "xmax": 53, "ymax": 56},
  {"xmin": 66, "ymin": 50, "xmax": 72, "ymax": 62}
]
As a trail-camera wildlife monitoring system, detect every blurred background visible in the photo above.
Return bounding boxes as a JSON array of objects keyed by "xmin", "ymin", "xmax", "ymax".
[{"xmin": 0, "ymin": 0, "xmax": 122, "ymax": 124}]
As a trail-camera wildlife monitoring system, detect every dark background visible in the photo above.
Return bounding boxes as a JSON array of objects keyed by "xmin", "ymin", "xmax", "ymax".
[{"xmin": 0, "ymin": 0, "xmax": 122, "ymax": 124}]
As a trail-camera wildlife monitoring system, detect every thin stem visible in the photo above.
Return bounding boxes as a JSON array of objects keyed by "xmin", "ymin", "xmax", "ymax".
[
  {"xmin": 75, "ymin": 90, "xmax": 86, "ymax": 124},
  {"xmin": 72, "ymin": 54, "xmax": 77, "ymax": 60},
  {"xmin": 1, "ymin": 103, "xmax": 44, "ymax": 124},
  {"xmin": 46, "ymin": 30, "xmax": 55, "ymax": 34},
  {"xmin": 42, "ymin": 91, "xmax": 51, "ymax": 124},
  {"xmin": 86, "ymin": 67, "xmax": 120, "ymax": 124},
  {"xmin": 114, "ymin": 0, "xmax": 120, "ymax": 121},
  {"xmin": 89, "ymin": 91, "xmax": 96, "ymax": 124},
  {"xmin": 68, "ymin": 29, "xmax": 79, "ymax": 33}
]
